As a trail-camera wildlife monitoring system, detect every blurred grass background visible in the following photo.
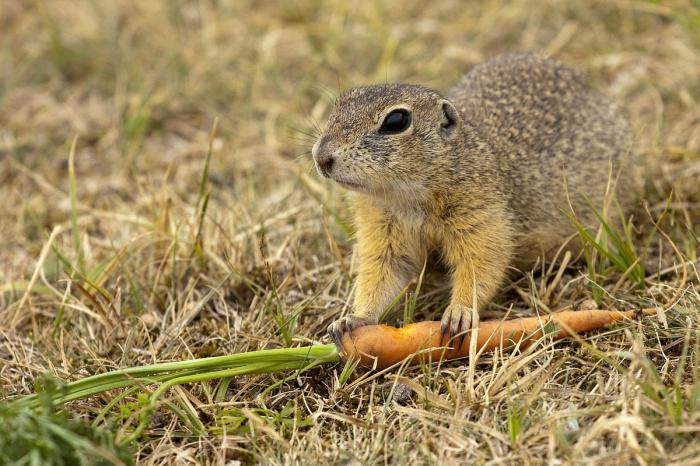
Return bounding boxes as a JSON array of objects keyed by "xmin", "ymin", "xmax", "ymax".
[{"xmin": 1, "ymin": 0, "xmax": 699, "ymax": 464}]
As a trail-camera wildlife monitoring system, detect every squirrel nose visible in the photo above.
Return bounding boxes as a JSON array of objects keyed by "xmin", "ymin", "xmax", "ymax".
[
  {"xmin": 316, "ymin": 154, "xmax": 334, "ymax": 176},
  {"xmin": 312, "ymin": 137, "xmax": 335, "ymax": 177}
]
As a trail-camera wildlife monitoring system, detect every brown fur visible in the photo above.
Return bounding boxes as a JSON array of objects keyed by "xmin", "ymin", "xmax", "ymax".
[{"xmin": 313, "ymin": 53, "xmax": 639, "ymax": 341}]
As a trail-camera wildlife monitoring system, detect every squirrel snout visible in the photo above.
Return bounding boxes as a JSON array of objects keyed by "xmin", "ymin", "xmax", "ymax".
[{"xmin": 312, "ymin": 137, "xmax": 335, "ymax": 177}]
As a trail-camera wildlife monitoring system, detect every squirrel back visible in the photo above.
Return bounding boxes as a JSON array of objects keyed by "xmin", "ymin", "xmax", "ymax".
[{"xmin": 450, "ymin": 53, "xmax": 638, "ymax": 251}]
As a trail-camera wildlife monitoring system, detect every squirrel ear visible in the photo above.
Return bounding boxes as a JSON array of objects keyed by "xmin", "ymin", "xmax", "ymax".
[{"xmin": 440, "ymin": 100, "xmax": 459, "ymax": 140}]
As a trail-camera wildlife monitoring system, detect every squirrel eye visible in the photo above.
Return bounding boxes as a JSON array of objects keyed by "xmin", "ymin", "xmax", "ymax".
[{"xmin": 378, "ymin": 109, "xmax": 411, "ymax": 134}]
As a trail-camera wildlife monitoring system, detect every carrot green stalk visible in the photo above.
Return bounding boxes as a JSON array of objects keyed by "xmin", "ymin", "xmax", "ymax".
[{"xmin": 340, "ymin": 309, "xmax": 636, "ymax": 369}]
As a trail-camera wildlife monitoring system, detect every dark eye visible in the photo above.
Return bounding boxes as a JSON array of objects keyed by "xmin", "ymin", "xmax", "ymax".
[{"xmin": 378, "ymin": 109, "xmax": 411, "ymax": 134}]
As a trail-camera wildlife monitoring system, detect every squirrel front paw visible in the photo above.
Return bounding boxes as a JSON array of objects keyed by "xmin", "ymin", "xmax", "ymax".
[
  {"xmin": 440, "ymin": 304, "xmax": 474, "ymax": 348},
  {"xmin": 327, "ymin": 315, "xmax": 377, "ymax": 348}
]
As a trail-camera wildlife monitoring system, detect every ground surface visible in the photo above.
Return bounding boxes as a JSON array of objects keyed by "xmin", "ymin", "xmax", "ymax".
[{"xmin": 1, "ymin": 0, "xmax": 700, "ymax": 464}]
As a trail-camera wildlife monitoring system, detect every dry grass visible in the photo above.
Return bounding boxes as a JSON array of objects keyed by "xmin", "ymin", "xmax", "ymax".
[{"xmin": 1, "ymin": 0, "xmax": 699, "ymax": 464}]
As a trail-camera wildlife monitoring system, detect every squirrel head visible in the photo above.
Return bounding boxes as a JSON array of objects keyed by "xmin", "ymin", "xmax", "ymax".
[{"xmin": 312, "ymin": 84, "xmax": 461, "ymax": 196}]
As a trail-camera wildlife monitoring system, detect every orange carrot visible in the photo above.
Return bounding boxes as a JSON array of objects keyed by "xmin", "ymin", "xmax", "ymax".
[{"xmin": 340, "ymin": 309, "xmax": 635, "ymax": 369}]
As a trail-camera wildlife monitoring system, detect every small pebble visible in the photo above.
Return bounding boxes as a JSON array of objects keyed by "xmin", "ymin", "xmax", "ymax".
[
  {"xmin": 392, "ymin": 382, "xmax": 413, "ymax": 404},
  {"xmin": 578, "ymin": 299, "xmax": 598, "ymax": 311}
]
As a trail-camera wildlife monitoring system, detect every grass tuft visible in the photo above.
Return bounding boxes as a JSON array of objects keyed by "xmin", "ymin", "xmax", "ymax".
[{"xmin": 1, "ymin": 377, "xmax": 133, "ymax": 466}]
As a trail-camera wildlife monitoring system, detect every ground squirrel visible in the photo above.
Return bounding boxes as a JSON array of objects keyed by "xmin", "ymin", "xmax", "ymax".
[{"xmin": 312, "ymin": 53, "xmax": 637, "ymax": 346}]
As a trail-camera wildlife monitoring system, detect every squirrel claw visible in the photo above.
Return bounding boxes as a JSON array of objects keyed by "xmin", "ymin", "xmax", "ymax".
[
  {"xmin": 440, "ymin": 305, "xmax": 472, "ymax": 349},
  {"xmin": 327, "ymin": 315, "xmax": 376, "ymax": 349}
]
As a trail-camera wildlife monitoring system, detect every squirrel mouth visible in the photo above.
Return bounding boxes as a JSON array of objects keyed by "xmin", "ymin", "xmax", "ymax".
[{"xmin": 334, "ymin": 178, "xmax": 363, "ymax": 189}]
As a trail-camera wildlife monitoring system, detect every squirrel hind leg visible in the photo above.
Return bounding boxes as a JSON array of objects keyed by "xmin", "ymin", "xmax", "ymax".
[{"xmin": 512, "ymin": 230, "xmax": 584, "ymax": 271}]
